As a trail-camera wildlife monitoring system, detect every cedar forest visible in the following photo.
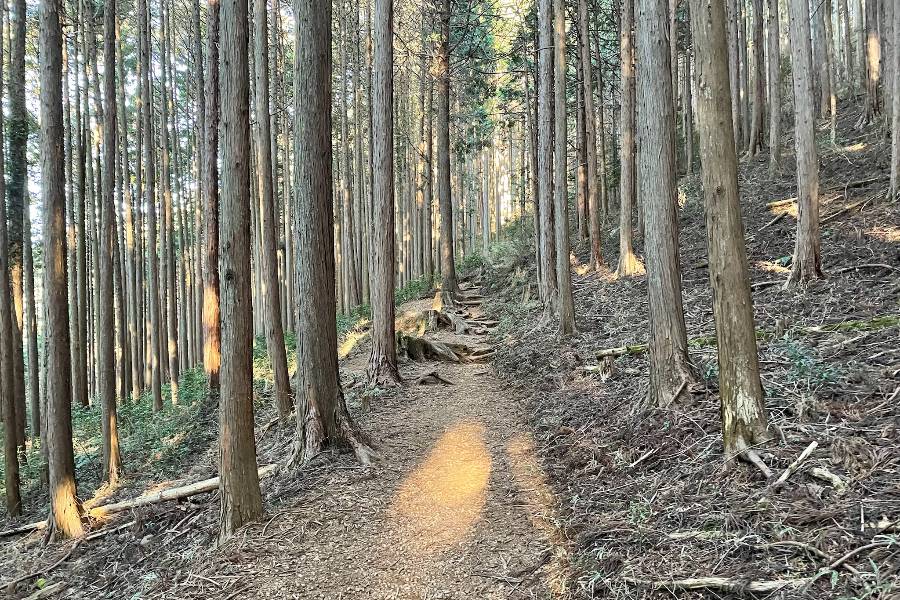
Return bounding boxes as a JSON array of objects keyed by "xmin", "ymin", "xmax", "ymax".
[{"xmin": 0, "ymin": 0, "xmax": 898, "ymax": 596}]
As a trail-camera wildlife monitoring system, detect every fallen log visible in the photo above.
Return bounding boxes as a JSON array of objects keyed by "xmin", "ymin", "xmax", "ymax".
[{"xmin": 0, "ymin": 464, "xmax": 278, "ymax": 538}]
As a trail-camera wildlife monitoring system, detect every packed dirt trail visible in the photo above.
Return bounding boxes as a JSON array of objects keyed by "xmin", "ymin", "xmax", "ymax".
[{"xmin": 169, "ymin": 289, "xmax": 567, "ymax": 600}]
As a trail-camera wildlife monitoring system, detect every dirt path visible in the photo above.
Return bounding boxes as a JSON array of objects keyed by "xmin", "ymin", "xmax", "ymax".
[{"xmin": 168, "ymin": 293, "xmax": 566, "ymax": 599}]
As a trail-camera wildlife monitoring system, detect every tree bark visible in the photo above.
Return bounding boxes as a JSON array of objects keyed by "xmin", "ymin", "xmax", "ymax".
[
  {"xmin": 8, "ymin": 0, "xmax": 27, "ymax": 457},
  {"xmin": 747, "ymin": 0, "xmax": 765, "ymax": 155},
  {"xmin": 436, "ymin": 0, "xmax": 458, "ymax": 300},
  {"xmin": 617, "ymin": 0, "xmax": 644, "ymax": 277},
  {"xmin": 40, "ymin": 0, "xmax": 84, "ymax": 538},
  {"xmin": 578, "ymin": 0, "xmax": 603, "ymax": 268},
  {"xmin": 892, "ymin": 0, "xmax": 900, "ymax": 200},
  {"xmin": 688, "ymin": 0, "xmax": 769, "ymax": 459},
  {"xmin": 254, "ymin": 0, "xmax": 292, "ymax": 419},
  {"xmin": 553, "ymin": 0, "xmax": 576, "ymax": 335},
  {"xmin": 100, "ymin": 0, "xmax": 123, "ymax": 483},
  {"xmin": 864, "ymin": 0, "xmax": 881, "ymax": 120},
  {"xmin": 785, "ymin": 0, "xmax": 823, "ymax": 286},
  {"xmin": 23, "ymin": 193, "xmax": 40, "ymax": 438},
  {"xmin": 766, "ymin": 0, "xmax": 782, "ymax": 174},
  {"xmin": 636, "ymin": 0, "xmax": 696, "ymax": 406},
  {"xmin": 218, "ymin": 0, "xmax": 263, "ymax": 540},
  {"xmin": 537, "ymin": 0, "xmax": 558, "ymax": 314},
  {"xmin": 368, "ymin": 0, "xmax": 401, "ymax": 385},
  {"xmin": 203, "ymin": 0, "xmax": 222, "ymax": 393}
]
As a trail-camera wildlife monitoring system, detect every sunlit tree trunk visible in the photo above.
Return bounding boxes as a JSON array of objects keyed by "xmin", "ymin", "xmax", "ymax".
[
  {"xmin": 637, "ymin": 0, "xmax": 696, "ymax": 406},
  {"xmin": 689, "ymin": 0, "xmax": 769, "ymax": 461},
  {"xmin": 203, "ymin": 0, "xmax": 222, "ymax": 393},
  {"xmin": 617, "ymin": 0, "xmax": 643, "ymax": 277},
  {"xmin": 785, "ymin": 0, "xmax": 822, "ymax": 286},
  {"xmin": 40, "ymin": 0, "xmax": 83, "ymax": 538},
  {"xmin": 863, "ymin": 0, "xmax": 881, "ymax": 121},
  {"xmin": 436, "ymin": 0, "xmax": 458, "ymax": 300},
  {"xmin": 218, "ymin": 0, "xmax": 263, "ymax": 540}
]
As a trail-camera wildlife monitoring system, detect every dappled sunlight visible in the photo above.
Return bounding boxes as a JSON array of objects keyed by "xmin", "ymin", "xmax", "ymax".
[
  {"xmin": 83, "ymin": 478, "xmax": 124, "ymax": 510},
  {"xmin": 865, "ymin": 225, "xmax": 900, "ymax": 244},
  {"xmin": 338, "ymin": 324, "xmax": 370, "ymax": 359},
  {"xmin": 389, "ymin": 421, "xmax": 491, "ymax": 555},
  {"xmin": 754, "ymin": 260, "xmax": 791, "ymax": 274},
  {"xmin": 840, "ymin": 142, "xmax": 868, "ymax": 153}
]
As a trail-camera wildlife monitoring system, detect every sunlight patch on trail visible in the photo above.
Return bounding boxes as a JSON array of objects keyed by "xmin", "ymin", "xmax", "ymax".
[{"xmin": 389, "ymin": 420, "xmax": 491, "ymax": 555}]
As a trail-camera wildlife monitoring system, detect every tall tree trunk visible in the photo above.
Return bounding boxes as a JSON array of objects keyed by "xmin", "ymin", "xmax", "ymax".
[
  {"xmin": 785, "ymin": 0, "xmax": 823, "ymax": 286},
  {"xmin": 726, "ymin": 0, "xmax": 743, "ymax": 152},
  {"xmin": 637, "ymin": 0, "xmax": 696, "ymax": 406},
  {"xmin": 553, "ymin": 0, "xmax": 576, "ymax": 335},
  {"xmin": 368, "ymin": 0, "xmax": 401, "ymax": 385},
  {"xmin": 688, "ymin": 0, "xmax": 768, "ymax": 461},
  {"xmin": 617, "ymin": 0, "xmax": 644, "ymax": 277},
  {"xmin": 293, "ymin": 0, "xmax": 373, "ymax": 463},
  {"xmin": 892, "ymin": 1, "xmax": 900, "ymax": 200},
  {"xmin": 767, "ymin": 0, "xmax": 782, "ymax": 174},
  {"xmin": 864, "ymin": 0, "xmax": 881, "ymax": 120},
  {"xmin": 8, "ymin": 0, "xmax": 27, "ymax": 456},
  {"xmin": 40, "ymin": 0, "xmax": 83, "ymax": 538},
  {"xmin": 203, "ymin": 0, "xmax": 222, "ymax": 393},
  {"xmin": 578, "ymin": 0, "xmax": 602, "ymax": 269},
  {"xmin": 682, "ymin": 49, "xmax": 695, "ymax": 172},
  {"xmin": 747, "ymin": 0, "xmax": 765, "ymax": 155},
  {"xmin": 436, "ymin": 0, "xmax": 458, "ymax": 300},
  {"xmin": 218, "ymin": 0, "xmax": 263, "ymax": 540},
  {"xmin": 423, "ymin": 44, "xmax": 434, "ymax": 280},
  {"xmin": 254, "ymin": 0, "xmax": 292, "ymax": 419},
  {"xmin": 0, "ymin": 13, "xmax": 20, "ymax": 514},
  {"xmin": 24, "ymin": 197, "xmax": 40, "ymax": 438},
  {"xmin": 100, "ymin": 0, "xmax": 123, "ymax": 484},
  {"xmin": 537, "ymin": 0, "xmax": 558, "ymax": 315},
  {"xmin": 139, "ymin": 0, "xmax": 163, "ymax": 410}
]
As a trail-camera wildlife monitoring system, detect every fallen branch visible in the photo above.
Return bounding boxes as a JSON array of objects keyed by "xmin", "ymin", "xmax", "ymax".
[
  {"xmin": 771, "ymin": 441, "xmax": 818, "ymax": 488},
  {"xmin": 622, "ymin": 575, "xmax": 810, "ymax": 593},
  {"xmin": 23, "ymin": 582, "xmax": 67, "ymax": 600},
  {"xmin": 809, "ymin": 467, "xmax": 848, "ymax": 495},
  {"xmin": 0, "ymin": 465, "xmax": 278, "ymax": 537},
  {"xmin": 822, "ymin": 199, "xmax": 866, "ymax": 224},
  {"xmin": 832, "ymin": 263, "xmax": 899, "ymax": 274},
  {"xmin": 6, "ymin": 540, "xmax": 81, "ymax": 593},
  {"xmin": 415, "ymin": 371, "xmax": 455, "ymax": 385},
  {"xmin": 760, "ymin": 211, "xmax": 789, "ymax": 230}
]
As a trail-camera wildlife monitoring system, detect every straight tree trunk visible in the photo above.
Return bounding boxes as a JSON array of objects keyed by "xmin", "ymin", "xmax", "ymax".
[
  {"xmin": 368, "ymin": 0, "xmax": 401, "ymax": 385},
  {"xmin": 139, "ymin": 0, "xmax": 163, "ymax": 410},
  {"xmin": 682, "ymin": 49, "xmax": 695, "ymax": 172},
  {"xmin": 537, "ymin": 0, "xmax": 558, "ymax": 315},
  {"xmin": 578, "ymin": 0, "xmax": 603, "ymax": 269},
  {"xmin": 0, "ymin": 26, "xmax": 20, "ymax": 514},
  {"xmin": 203, "ymin": 0, "xmax": 222, "ymax": 393},
  {"xmin": 617, "ymin": 0, "xmax": 644, "ymax": 277},
  {"xmin": 436, "ymin": 0, "xmax": 458, "ymax": 300},
  {"xmin": 218, "ymin": 0, "xmax": 263, "ymax": 540},
  {"xmin": 767, "ymin": 0, "xmax": 782, "ymax": 174},
  {"xmin": 423, "ymin": 47, "xmax": 434, "ymax": 280},
  {"xmin": 726, "ymin": 0, "xmax": 743, "ymax": 152},
  {"xmin": 747, "ymin": 0, "xmax": 765, "ymax": 155},
  {"xmin": 636, "ymin": 0, "xmax": 696, "ymax": 406},
  {"xmin": 892, "ymin": 1, "xmax": 900, "ymax": 200},
  {"xmin": 24, "ymin": 197, "xmax": 40, "ymax": 437},
  {"xmin": 688, "ymin": 0, "xmax": 769, "ymax": 460},
  {"xmin": 864, "ymin": 0, "xmax": 881, "ymax": 120},
  {"xmin": 553, "ymin": 0, "xmax": 576, "ymax": 335},
  {"xmin": 785, "ymin": 0, "xmax": 823, "ymax": 286},
  {"xmin": 100, "ymin": 0, "xmax": 123, "ymax": 484},
  {"xmin": 293, "ymin": 0, "xmax": 373, "ymax": 465},
  {"xmin": 254, "ymin": 0, "xmax": 292, "ymax": 419},
  {"xmin": 839, "ymin": 0, "xmax": 853, "ymax": 87},
  {"xmin": 8, "ymin": 0, "xmax": 27, "ymax": 456},
  {"xmin": 40, "ymin": 0, "xmax": 83, "ymax": 538}
]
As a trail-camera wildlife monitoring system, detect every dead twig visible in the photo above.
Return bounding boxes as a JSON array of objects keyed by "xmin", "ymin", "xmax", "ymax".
[
  {"xmin": 622, "ymin": 575, "xmax": 811, "ymax": 593},
  {"xmin": 771, "ymin": 441, "xmax": 818, "ymax": 488}
]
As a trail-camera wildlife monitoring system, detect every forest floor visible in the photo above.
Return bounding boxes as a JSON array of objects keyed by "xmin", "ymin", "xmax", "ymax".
[
  {"xmin": 2, "ymin": 105, "xmax": 899, "ymax": 600},
  {"xmin": 1, "ymin": 292, "xmax": 571, "ymax": 599},
  {"xmin": 486, "ymin": 107, "xmax": 899, "ymax": 599}
]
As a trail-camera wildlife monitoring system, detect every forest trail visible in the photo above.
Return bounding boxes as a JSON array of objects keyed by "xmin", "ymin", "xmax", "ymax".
[{"xmin": 173, "ymin": 291, "xmax": 566, "ymax": 600}]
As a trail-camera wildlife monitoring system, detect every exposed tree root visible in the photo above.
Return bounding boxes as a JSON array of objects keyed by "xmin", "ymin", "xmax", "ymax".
[
  {"xmin": 415, "ymin": 371, "xmax": 455, "ymax": 385},
  {"xmin": 399, "ymin": 334, "xmax": 494, "ymax": 364}
]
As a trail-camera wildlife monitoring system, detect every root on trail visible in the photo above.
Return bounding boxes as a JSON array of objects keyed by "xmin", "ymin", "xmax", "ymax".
[{"xmin": 398, "ymin": 334, "xmax": 494, "ymax": 364}]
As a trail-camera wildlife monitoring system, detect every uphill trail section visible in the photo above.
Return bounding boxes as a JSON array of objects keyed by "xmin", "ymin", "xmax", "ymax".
[{"xmin": 160, "ymin": 286, "xmax": 570, "ymax": 599}]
